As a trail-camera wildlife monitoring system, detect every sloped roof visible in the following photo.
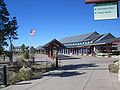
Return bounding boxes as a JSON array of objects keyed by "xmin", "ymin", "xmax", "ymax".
[
  {"xmin": 89, "ymin": 35, "xmax": 101, "ymax": 42},
  {"xmin": 94, "ymin": 34, "xmax": 109, "ymax": 43},
  {"xmin": 59, "ymin": 32, "xmax": 97, "ymax": 43},
  {"xmin": 95, "ymin": 33, "xmax": 115, "ymax": 43},
  {"xmin": 95, "ymin": 37, "xmax": 120, "ymax": 44},
  {"xmin": 42, "ymin": 39, "xmax": 65, "ymax": 48}
]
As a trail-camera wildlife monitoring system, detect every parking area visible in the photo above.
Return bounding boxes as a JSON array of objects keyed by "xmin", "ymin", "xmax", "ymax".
[{"xmin": 1, "ymin": 54, "xmax": 120, "ymax": 90}]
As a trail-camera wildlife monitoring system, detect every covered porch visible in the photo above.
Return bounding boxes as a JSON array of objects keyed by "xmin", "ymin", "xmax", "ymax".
[{"xmin": 42, "ymin": 39, "xmax": 65, "ymax": 60}]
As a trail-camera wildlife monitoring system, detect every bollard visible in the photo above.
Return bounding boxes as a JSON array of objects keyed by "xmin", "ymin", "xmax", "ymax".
[
  {"xmin": 46, "ymin": 58, "xmax": 48, "ymax": 71},
  {"xmin": 56, "ymin": 57, "xmax": 58, "ymax": 68},
  {"xmin": 3, "ymin": 66, "xmax": 7, "ymax": 86},
  {"xmin": 32, "ymin": 57, "xmax": 35, "ymax": 65},
  {"xmin": 118, "ymin": 55, "xmax": 120, "ymax": 82}
]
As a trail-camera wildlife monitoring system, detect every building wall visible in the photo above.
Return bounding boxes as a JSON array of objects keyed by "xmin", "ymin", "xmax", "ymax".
[
  {"xmin": 59, "ymin": 32, "xmax": 120, "ymax": 56},
  {"xmin": 118, "ymin": 44, "xmax": 120, "ymax": 51}
]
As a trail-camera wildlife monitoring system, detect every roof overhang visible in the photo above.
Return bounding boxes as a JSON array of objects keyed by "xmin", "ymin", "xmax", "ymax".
[
  {"xmin": 65, "ymin": 43, "xmax": 106, "ymax": 48},
  {"xmin": 42, "ymin": 39, "xmax": 65, "ymax": 49},
  {"xmin": 89, "ymin": 43, "xmax": 106, "ymax": 46}
]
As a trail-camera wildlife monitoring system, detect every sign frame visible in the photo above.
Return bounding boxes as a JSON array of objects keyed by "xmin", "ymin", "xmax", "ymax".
[
  {"xmin": 94, "ymin": 2, "xmax": 118, "ymax": 20},
  {"xmin": 85, "ymin": 0, "xmax": 119, "ymax": 4}
]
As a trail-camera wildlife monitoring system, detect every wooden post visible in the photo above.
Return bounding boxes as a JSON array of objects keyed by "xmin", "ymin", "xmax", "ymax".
[
  {"xmin": 55, "ymin": 51, "xmax": 58, "ymax": 68},
  {"xmin": 118, "ymin": 55, "xmax": 120, "ymax": 82},
  {"xmin": 56, "ymin": 57, "xmax": 58, "ymax": 68},
  {"xmin": 81, "ymin": 48, "xmax": 83, "ymax": 55},
  {"xmin": 32, "ymin": 57, "xmax": 35, "ymax": 65},
  {"xmin": 3, "ymin": 66, "xmax": 7, "ymax": 86}
]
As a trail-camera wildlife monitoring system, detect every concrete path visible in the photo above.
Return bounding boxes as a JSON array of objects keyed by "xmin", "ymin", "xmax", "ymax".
[{"xmin": 1, "ymin": 54, "xmax": 120, "ymax": 90}]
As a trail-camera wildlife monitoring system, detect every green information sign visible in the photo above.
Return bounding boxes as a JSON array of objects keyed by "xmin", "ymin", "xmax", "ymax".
[{"xmin": 94, "ymin": 2, "xmax": 118, "ymax": 20}]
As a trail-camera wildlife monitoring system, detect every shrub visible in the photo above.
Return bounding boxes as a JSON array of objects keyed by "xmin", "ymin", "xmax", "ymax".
[
  {"xmin": 51, "ymin": 63, "xmax": 56, "ymax": 68},
  {"xmin": 7, "ymin": 71, "xmax": 17, "ymax": 84},
  {"xmin": 23, "ymin": 51, "xmax": 30, "ymax": 59},
  {"xmin": 108, "ymin": 64, "xmax": 119, "ymax": 73},
  {"xmin": 13, "ymin": 59, "xmax": 31, "ymax": 68},
  {"xmin": 17, "ymin": 66, "xmax": 34, "ymax": 81},
  {"xmin": 9, "ymin": 66, "xmax": 34, "ymax": 84}
]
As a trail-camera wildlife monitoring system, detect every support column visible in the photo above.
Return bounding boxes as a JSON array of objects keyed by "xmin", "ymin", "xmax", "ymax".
[
  {"xmin": 72, "ymin": 49, "xmax": 74, "ymax": 54},
  {"xmin": 68, "ymin": 49, "xmax": 70, "ymax": 54},
  {"xmin": 90, "ymin": 46, "xmax": 92, "ymax": 54},
  {"xmin": 93, "ymin": 46, "xmax": 96, "ymax": 53},
  {"xmin": 63, "ymin": 49, "xmax": 64, "ymax": 54},
  {"xmin": 67, "ymin": 49, "xmax": 69, "ymax": 54},
  {"xmin": 76, "ymin": 48, "xmax": 78, "ymax": 55},
  {"xmin": 62, "ymin": 49, "xmax": 64, "ymax": 54},
  {"xmin": 81, "ymin": 48, "xmax": 83, "ymax": 55},
  {"xmin": 86, "ymin": 47, "xmax": 88, "ymax": 55}
]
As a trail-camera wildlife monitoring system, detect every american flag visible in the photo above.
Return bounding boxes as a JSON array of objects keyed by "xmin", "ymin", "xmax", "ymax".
[{"xmin": 30, "ymin": 29, "xmax": 36, "ymax": 36}]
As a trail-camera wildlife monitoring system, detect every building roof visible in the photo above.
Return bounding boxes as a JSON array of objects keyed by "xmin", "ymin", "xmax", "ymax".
[
  {"xmin": 95, "ymin": 37, "xmax": 120, "ymax": 44},
  {"xmin": 59, "ymin": 32, "xmax": 98, "ymax": 43},
  {"xmin": 42, "ymin": 39, "xmax": 65, "ymax": 48},
  {"xmin": 59, "ymin": 31, "xmax": 118, "ymax": 47},
  {"xmin": 95, "ymin": 33, "xmax": 116, "ymax": 43}
]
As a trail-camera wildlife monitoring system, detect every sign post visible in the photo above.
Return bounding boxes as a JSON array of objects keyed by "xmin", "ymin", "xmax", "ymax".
[{"xmin": 118, "ymin": 55, "xmax": 120, "ymax": 82}]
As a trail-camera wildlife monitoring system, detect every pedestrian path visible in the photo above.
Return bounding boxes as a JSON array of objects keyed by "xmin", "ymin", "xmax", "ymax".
[{"xmin": 1, "ymin": 55, "xmax": 120, "ymax": 90}]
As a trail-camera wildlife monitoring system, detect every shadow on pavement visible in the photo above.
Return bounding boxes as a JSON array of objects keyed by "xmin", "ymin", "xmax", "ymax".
[
  {"xmin": 43, "ymin": 71, "xmax": 86, "ymax": 77},
  {"xmin": 58, "ymin": 63, "xmax": 98, "ymax": 70},
  {"xmin": 14, "ymin": 82, "xmax": 32, "ymax": 85},
  {"xmin": 58, "ymin": 55, "xmax": 81, "ymax": 60},
  {"xmin": 43, "ymin": 63, "xmax": 98, "ymax": 77}
]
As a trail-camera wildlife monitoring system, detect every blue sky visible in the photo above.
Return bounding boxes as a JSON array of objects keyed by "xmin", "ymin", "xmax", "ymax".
[{"xmin": 5, "ymin": 0, "xmax": 120, "ymax": 48}]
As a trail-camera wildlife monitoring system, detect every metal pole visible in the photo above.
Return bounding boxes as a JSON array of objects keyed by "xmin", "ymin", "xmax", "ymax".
[{"xmin": 29, "ymin": 31, "xmax": 32, "ymax": 59}]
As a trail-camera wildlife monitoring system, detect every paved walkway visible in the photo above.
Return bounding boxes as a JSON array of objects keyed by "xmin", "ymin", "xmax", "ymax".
[{"xmin": 1, "ymin": 54, "xmax": 120, "ymax": 90}]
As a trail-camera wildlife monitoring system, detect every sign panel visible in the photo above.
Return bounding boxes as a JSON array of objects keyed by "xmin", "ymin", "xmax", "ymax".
[
  {"xmin": 94, "ymin": 2, "xmax": 118, "ymax": 20},
  {"xmin": 85, "ymin": 0, "xmax": 118, "ymax": 4}
]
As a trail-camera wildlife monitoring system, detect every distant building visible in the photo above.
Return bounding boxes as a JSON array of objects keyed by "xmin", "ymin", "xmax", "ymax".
[
  {"xmin": 59, "ymin": 31, "xmax": 120, "ymax": 56},
  {"xmin": 36, "ymin": 45, "xmax": 45, "ymax": 54},
  {"xmin": 13, "ymin": 46, "xmax": 29, "ymax": 52}
]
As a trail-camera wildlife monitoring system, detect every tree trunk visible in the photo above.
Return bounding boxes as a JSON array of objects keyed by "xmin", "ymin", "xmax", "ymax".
[{"xmin": 9, "ymin": 39, "xmax": 13, "ymax": 62}]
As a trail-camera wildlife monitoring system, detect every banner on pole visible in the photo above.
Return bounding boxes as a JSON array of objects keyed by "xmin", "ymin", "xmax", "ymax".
[{"xmin": 30, "ymin": 29, "xmax": 36, "ymax": 36}]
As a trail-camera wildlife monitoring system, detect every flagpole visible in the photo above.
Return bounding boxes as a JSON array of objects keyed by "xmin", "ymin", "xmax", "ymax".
[
  {"xmin": 29, "ymin": 30, "xmax": 32, "ymax": 59},
  {"xmin": 29, "ymin": 29, "xmax": 36, "ymax": 59}
]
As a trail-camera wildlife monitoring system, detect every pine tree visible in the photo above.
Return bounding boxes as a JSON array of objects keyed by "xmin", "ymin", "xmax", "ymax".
[
  {"xmin": 0, "ymin": 0, "xmax": 9, "ymax": 54},
  {"xmin": 0, "ymin": 0, "xmax": 18, "ymax": 61},
  {"xmin": 21, "ymin": 44, "xmax": 26, "ymax": 53}
]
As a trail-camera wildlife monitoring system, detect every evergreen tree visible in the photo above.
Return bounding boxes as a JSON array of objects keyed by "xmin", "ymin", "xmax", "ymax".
[
  {"xmin": 21, "ymin": 44, "xmax": 26, "ymax": 53},
  {"xmin": 0, "ymin": 0, "xmax": 9, "ymax": 54},
  {"xmin": 0, "ymin": 0, "xmax": 18, "ymax": 61}
]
